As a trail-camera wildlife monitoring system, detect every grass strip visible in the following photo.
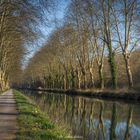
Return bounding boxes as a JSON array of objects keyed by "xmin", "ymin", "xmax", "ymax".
[{"xmin": 13, "ymin": 90, "xmax": 70, "ymax": 140}]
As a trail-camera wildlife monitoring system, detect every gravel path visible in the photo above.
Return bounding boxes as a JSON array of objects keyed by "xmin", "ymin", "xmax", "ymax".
[{"xmin": 0, "ymin": 90, "xmax": 18, "ymax": 140}]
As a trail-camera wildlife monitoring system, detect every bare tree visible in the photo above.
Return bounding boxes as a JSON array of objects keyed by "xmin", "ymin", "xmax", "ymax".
[{"xmin": 112, "ymin": 0, "xmax": 140, "ymax": 88}]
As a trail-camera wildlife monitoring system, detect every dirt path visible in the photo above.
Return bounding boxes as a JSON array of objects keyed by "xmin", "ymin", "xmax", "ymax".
[{"xmin": 0, "ymin": 90, "xmax": 18, "ymax": 140}]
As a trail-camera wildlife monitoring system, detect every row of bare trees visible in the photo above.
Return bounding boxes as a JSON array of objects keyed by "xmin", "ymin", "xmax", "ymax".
[
  {"xmin": 23, "ymin": 0, "xmax": 140, "ymax": 90},
  {"xmin": 0, "ymin": 0, "xmax": 53, "ymax": 91}
]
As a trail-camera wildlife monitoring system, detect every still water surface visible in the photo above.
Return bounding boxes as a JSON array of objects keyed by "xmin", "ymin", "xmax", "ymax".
[{"xmin": 23, "ymin": 91, "xmax": 140, "ymax": 140}]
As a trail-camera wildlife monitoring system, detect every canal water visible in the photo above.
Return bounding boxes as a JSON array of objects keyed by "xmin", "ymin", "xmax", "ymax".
[{"xmin": 23, "ymin": 91, "xmax": 140, "ymax": 140}]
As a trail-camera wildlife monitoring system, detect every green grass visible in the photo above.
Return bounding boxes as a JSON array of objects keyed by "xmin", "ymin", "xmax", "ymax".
[{"xmin": 13, "ymin": 90, "xmax": 70, "ymax": 140}]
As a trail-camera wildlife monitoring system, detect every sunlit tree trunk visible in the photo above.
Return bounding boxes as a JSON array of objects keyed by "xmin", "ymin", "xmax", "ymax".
[
  {"xmin": 124, "ymin": 55, "xmax": 133, "ymax": 88},
  {"xmin": 76, "ymin": 69, "xmax": 81, "ymax": 89},
  {"xmin": 88, "ymin": 68, "xmax": 94, "ymax": 88},
  {"xmin": 99, "ymin": 64, "xmax": 104, "ymax": 89}
]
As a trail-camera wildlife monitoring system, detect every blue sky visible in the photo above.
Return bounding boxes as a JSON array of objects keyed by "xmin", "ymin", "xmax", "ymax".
[{"xmin": 23, "ymin": 0, "xmax": 70, "ymax": 67}]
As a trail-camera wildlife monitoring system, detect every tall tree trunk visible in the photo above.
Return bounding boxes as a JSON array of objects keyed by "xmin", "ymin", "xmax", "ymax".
[
  {"xmin": 0, "ymin": 70, "xmax": 9, "ymax": 91},
  {"xmin": 99, "ymin": 64, "xmax": 104, "ymax": 89},
  {"xmin": 83, "ymin": 73, "xmax": 87, "ymax": 89},
  {"xmin": 101, "ymin": 0, "xmax": 117, "ymax": 89},
  {"xmin": 71, "ymin": 68, "xmax": 75, "ymax": 89},
  {"xmin": 124, "ymin": 55, "xmax": 133, "ymax": 88},
  {"xmin": 64, "ymin": 70, "xmax": 69, "ymax": 90},
  {"xmin": 108, "ymin": 50, "xmax": 117, "ymax": 89},
  {"xmin": 77, "ymin": 70, "xmax": 81, "ymax": 89},
  {"xmin": 89, "ymin": 68, "xmax": 94, "ymax": 88},
  {"xmin": 63, "ymin": 76, "xmax": 67, "ymax": 90}
]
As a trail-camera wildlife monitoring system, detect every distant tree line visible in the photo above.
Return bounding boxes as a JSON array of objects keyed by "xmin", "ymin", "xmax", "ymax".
[{"xmin": 22, "ymin": 0, "xmax": 140, "ymax": 90}]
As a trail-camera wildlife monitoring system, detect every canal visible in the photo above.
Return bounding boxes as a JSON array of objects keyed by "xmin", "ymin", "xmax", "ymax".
[{"xmin": 23, "ymin": 90, "xmax": 140, "ymax": 140}]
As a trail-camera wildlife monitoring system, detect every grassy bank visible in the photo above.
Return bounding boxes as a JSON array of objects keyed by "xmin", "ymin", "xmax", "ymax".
[{"xmin": 13, "ymin": 90, "xmax": 70, "ymax": 140}]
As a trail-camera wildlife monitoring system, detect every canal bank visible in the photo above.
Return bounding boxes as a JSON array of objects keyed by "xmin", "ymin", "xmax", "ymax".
[
  {"xmin": 20, "ymin": 88, "xmax": 140, "ymax": 102},
  {"xmin": 13, "ymin": 90, "xmax": 71, "ymax": 140}
]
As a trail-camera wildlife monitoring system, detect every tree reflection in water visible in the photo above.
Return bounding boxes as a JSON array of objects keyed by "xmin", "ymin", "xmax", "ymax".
[{"xmin": 24, "ymin": 91, "xmax": 140, "ymax": 140}]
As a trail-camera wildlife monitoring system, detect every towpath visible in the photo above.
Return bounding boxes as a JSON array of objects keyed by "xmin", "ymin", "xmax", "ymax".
[{"xmin": 0, "ymin": 90, "xmax": 18, "ymax": 140}]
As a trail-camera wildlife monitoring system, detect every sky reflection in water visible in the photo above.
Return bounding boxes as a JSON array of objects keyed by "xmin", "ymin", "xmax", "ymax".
[{"xmin": 24, "ymin": 91, "xmax": 140, "ymax": 140}]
